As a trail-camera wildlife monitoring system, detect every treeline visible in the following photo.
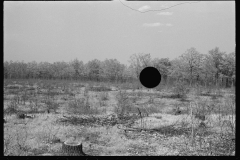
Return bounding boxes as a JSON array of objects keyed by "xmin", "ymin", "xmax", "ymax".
[
  {"xmin": 4, "ymin": 47, "xmax": 235, "ymax": 88},
  {"xmin": 4, "ymin": 58, "xmax": 134, "ymax": 82}
]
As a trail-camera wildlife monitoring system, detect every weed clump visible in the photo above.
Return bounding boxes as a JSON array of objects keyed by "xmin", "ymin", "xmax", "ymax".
[
  {"xmin": 172, "ymin": 80, "xmax": 190, "ymax": 99},
  {"xmin": 89, "ymin": 85, "xmax": 112, "ymax": 92},
  {"xmin": 5, "ymin": 99, "xmax": 18, "ymax": 114},
  {"xmin": 115, "ymin": 90, "xmax": 135, "ymax": 117},
  {"xmin": 99, "ymin": 92, "xmax": 109, "ymax": 101}
]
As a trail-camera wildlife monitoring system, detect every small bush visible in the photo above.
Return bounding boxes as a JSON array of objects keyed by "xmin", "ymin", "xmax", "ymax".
[
  {"xmin": 5, "ymin": 99, "xmax": 18, "ymax": 114},
  {"xmin": 89, "ymin": 86, "xmax": 112, "ymax": 92},
  {"xmin": 99, "ymin": 100, "xmax": 107, "ymax": 107},
  {"xmin": 45, "ymin": 99, "xmax": 60, "ymax": 113},
  {"xmin": 67, "ymin": 97, "xmax": 99, "ymax": 115},
  {"xmin": 99, "ymin": 92, "xmax": 109, "ymax": 101},
  {"xmin": 136, "ymin": 91, "xmax": 143, "ymax": 98},
  {"xmin": 6, "ymin": 85, "xmax": 22, "ymax": 90},
  {"xmin": 200, "ymin": 92, "xmax": 212, "ymax": 97},
  {"xmin": 118, "ymin": 81, "xmax": 141, "ymax": 90},
  {"xmin": 131, "ymin": 95, "xmax": 138, "ymax": 103},
  {"xmin": 21, "ymin": 91, "xmax": 29, "ymax": 105},
  {"xmin": 115, "ymin": 90, "xmax": 135, "ymax": 117},
  {"xmin": 148, "ymin": 95, "xmax": 154, "ymax": 104},
  {"xmin": 29, "ymin": 103, "xmax": 39, "ymax": 113},
  {"xmin": 145, "ymin": 105, "xmax": 161, "ymax": 114},
  {"xmin": 172, "ymin": 80, "xmax": 190, "ymax": 99},
  {"xmin": 194, "ymin": 85, "xmax": 204, "ymax": 96},
  {"xmin": 210, "ymin": 89, "xmax": 223, "ymax": 100},
  {"xmin": 68, "ymin": 98, "xmax": 86, "ymax": 112}
]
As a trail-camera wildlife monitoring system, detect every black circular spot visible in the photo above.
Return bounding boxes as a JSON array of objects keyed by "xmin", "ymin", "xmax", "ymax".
[{"xmin": 139, "ymin": 67, "xmax": 161, "ymax": 88}]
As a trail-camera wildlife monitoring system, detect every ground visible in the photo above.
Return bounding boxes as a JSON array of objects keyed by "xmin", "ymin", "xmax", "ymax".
[{"xmin": 4, "ymin": 79, "xmax": 235, "ymax": 156}]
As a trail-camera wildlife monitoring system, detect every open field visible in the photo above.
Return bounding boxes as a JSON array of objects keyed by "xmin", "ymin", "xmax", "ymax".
[{"xmin": 4, "ymin": 79, "xmax": 235, "ymax": 156}]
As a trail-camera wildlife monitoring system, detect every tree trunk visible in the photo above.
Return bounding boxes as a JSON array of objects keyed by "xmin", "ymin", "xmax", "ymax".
[
  {"xmin": 215, "ymin": 72, "xmax": 219, "ymax": 86},
  {"xmin": 190, "ymin": 71, "xmax": 193, "ymax": 87}
]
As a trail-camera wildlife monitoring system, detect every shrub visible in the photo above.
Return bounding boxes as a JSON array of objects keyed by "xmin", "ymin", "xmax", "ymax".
[
  {"xmin": 99, "ymin": 92, "xmax": 109, "ymax": 101},
  {"xmin": 115, "ymin": 90, "xmax": 133, "ymax": 117},
  {"xmin": 45, "ymin": 99, "xmax": 60, "ymax": 113},
  {"xmin": 67, "ymin": 96, "xmax": 99, "ymax": 115},
  {"xmin": 84, "ymin": 85, "xmax": 89, "ymax": 97},
  {"xmin": 89, "ymin": 86, "xmax": 111, "ymax": 92},
  {"xmin": 68, "ymin": 98, "xmax": 87, "ymax": 113},
  {"xmin": 172, "ymin": 80, "xmax": 190, "ymax": 99},
  {"xmin": 21, "ymin": 91, "xmax": 29, "ymax": 105},
  {"xmin": 5, "ymin": 99, "xmax": 18, "ymax": 114}
]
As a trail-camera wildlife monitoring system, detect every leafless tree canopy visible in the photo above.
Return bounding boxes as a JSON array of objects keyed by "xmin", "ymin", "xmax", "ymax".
[{"xmin": 4, "ymin": 47, "xmax": 235, "ymax": 88}]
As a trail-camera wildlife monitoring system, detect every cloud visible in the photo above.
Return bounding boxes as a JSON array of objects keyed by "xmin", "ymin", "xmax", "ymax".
[
  {"xmin": 157, "ymin": 12, "xmax": 173, "ymax": 16},
  {"xmin": 143, "ymin": 23, "xmax": 163, "ymax": 27},
  {"xmin": 138, "ymin": 5, "xmax": 151, "ymax": 12},
  {"xmin": 165, "ymin": 23, "xmax": 173, "ymax": 27}
]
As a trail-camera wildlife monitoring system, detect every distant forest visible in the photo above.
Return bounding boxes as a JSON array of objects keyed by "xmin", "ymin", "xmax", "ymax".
[{"xmin": 4, "ymin": 47, "xmax": 235, "ymax": 88}]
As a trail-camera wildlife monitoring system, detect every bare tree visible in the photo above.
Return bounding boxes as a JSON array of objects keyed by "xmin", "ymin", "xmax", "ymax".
[
  {"xmin": 220, "ymin": 52, "xmax": 235, "ymax": 87},
  {"xmin": 102, "ymin": 59, "xmax": 125, "ymax": 82},
  {"xmin": 3, "ymin": 47, "xmax": 234, "ymax": 87},
  {"xmin": 199, "ymin": 54, "xmax": 216, "ymax": 87},
  {"xmin": 70, "ymin": 59, "xmax": 84, "ymax": 80},
  {"xmin": 152, "ymin": 58, "xmax": 171, "ymax": 84},
  {"xmin": 86, "ymin": 59, "xmax": 103, "ymax": 81},
  {"xmin": 169, "ymin": 48, "xmax": 203, "ymax": 87},
  {"xmin": 208, "ymin": 47, "xmax": 225, "ymax": 86},
  {"xmin": 129, "ymin": 53, "xmax": 152, "ymax": 79}
]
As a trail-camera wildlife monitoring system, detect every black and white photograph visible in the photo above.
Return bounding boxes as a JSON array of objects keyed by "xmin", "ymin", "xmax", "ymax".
[{"xmin": 4, "ymin": 1, "xmax": 235, "ymax": 156}]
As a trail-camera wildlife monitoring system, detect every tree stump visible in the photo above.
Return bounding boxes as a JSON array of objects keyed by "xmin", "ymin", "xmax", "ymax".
[{"xmin": 61, "ymin": 140, "xmax": 88, "ymax": 156}]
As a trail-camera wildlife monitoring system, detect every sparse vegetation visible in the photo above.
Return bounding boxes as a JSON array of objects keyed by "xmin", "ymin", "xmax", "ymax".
[
  {"xmin": 115, "ymin": 90, "xmax": 132, "ymax": 117},
  {"xmin": 89, "ymin": 85, "xmax": 112, "ymax": 92},
  {"xmin": 172, "ymin": 80, "xmax": 190, "ymax": 99},
  {"xmin": 99, "ymin": 92, "xmax": 109, "ymax": 101},
  {"xmin": 4, "ymin": 77, "xmax": 235, "ymax": 156},
  {"xmin": 4, "ymin": 46, "xmax": 235, "ymax": 156},
  {"xmin": 5, "ymin": 99, "xmax": 18, "ymax": 114}
]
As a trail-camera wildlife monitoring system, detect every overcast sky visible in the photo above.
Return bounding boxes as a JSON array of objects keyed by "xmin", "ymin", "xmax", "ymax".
[{"xmin": 4, "ymin": 1, "xmax": 235, "ymax": 65}]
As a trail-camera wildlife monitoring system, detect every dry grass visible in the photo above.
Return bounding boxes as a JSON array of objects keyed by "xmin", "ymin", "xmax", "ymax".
[{"xmin": 4, "ymin": 79, "xmax": 235, "ymax": 156}]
